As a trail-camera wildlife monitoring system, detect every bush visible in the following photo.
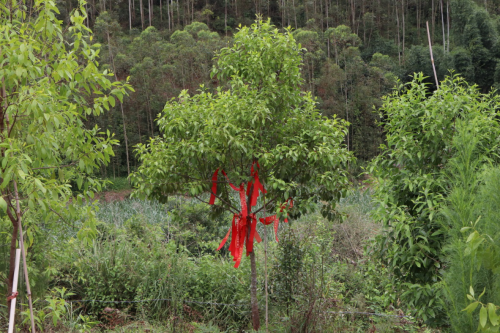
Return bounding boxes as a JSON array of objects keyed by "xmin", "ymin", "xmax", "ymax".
[
  {"xmin": 441, "ymin": 124, "xmax": 500, "ymax": 332},
  {"xmin": 369, "ymin": 73, "xmax": 500, "ymax": 324}
]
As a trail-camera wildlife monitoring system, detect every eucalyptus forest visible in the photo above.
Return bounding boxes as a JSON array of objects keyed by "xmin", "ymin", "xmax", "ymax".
[{"xmin": 2, "ymin": 0, "xmax": 500, "ymax": 332}]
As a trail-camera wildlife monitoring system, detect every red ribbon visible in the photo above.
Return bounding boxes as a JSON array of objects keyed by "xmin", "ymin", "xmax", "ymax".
[
  {"xmin": 209, "ymin": 162, "xmax": 291, "ymax": 268},
  {"xmin": 259, "ymin": 198, "xmax": 293, "ymax": 242},
  {"xmin": 7, "ymin": 291, "xmax": 18, "ymax": 301}
]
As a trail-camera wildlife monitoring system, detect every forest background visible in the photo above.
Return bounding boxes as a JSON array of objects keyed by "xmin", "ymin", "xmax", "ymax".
[{"xmin": 77, "ymin": 0, "xmax": 500, "ymax": 177}]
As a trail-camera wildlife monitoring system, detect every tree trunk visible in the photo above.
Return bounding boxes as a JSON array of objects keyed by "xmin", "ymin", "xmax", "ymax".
[
  {"xmin": 250, "ymin": 251, "xmax": 260, "ymax": 330},
  {"xmin": 292, "ymin": 0, "xmax": 297, "ymax": 28},
  {"xmin": 396, "ymin": 3, "xmax": 400, "ymax": 65},
  {"xmin": 246, "ymin": 183, "xmax": 260, "ymax": 331},
  {"xmin": 107, "ymin": 32, "xmax": 131, "ymax": 177},
  {"xmin": 129, "ymin": 0, "xmax": 132, "ymax": 30},
  {"xmin": 417, "ymin": 0, "xmax": 420, "ymax": 40},
  {"xmin": 447, "ymin": 0, "xmax": 450, "ymax": 53},
  {"xmin": 6, "ymin": 208, "xmax": 18, "ymax": 326},
  {"xmin": 176, "ymin": 0, "xmax": 179, "ymax": 26},
  {"xmin": 402, "ymin": 0, "xmax": 405, "ymax": 63},
  {"xmin": 167, "ymin": 0, "xmax": 170, "ymax": 30},
  {"xmin": 325, "ymin": 0, "xmax": 329, "ymax": 29},
  {"xmin": 440, "ymin": 0, "xmax": 445, "ymax": 51},
  {"xmin": 431, "ymin": 0, "xmax": 435, "ymax": 43},
  {"xmin": 148, "ymin": 0, "xmax": 151, "ymax": 26},
  {"xmin": 140, "ymin": 0, "xmax": 144, "ymax": 29}
]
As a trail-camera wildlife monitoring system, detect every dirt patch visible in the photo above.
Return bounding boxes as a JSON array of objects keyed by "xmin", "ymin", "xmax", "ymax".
[{"xmin": 95, "ymin": 189, "xmax": 133, "ymax": 203}]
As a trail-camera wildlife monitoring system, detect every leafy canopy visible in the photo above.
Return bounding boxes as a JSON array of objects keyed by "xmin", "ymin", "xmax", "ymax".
[
  {"xmin": 0, "ymin": 0, "xmax": 132, "ymax": 241},
  {"xmin": 132, "ymin": 19, "xmax": 352, "ymax": 219}
]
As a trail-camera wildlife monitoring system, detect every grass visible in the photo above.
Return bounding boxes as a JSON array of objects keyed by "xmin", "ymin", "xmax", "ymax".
[
  {"xmin": 102, "ymin": 177, "xmax": 132, "ymax": 191},
  {"xmin": 16, "ymin": 188, "xmax": 445, "ymax": 332}
]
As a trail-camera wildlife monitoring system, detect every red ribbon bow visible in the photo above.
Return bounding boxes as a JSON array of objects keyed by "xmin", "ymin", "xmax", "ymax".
[{"xmin": 209, "ymin": 162, "xmax": 292, "ymax": 268}]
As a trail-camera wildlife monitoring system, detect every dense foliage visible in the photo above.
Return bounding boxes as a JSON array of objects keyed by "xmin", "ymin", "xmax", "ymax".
[
  {"xmin": 369, "ymin": 74, "xmax": 500, "ymax": 324},
  {"xmin": 63, "ymin": 0, "xmax": 500, "ymax": 177},
  {"xmin": 132, "ymin": 19, "xmax": 352, "ymax": 217},
  {"xmin": 441, "ymin": 125, "xmax": 500, "ymax": 332},
  {"xmin": 0, "ymin": 1, "xmax": 131, "ymax": 328}
]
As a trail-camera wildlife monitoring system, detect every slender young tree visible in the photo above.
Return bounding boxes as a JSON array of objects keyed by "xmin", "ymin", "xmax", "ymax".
[
  {"xmin": 132, "ymin": 19, "xmax": 352, "ymax": 330},
  {"xmin": 0, "ymin": 0, "xmax": 131, "ymax": 329}
]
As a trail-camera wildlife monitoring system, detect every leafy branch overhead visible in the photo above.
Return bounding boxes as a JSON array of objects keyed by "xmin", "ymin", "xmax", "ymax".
[{"xmin": 132, "ymin": 19, "xmax": 353, "ymax": 219}]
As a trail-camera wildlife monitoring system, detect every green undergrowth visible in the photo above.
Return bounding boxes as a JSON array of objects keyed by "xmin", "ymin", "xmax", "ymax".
[
  {"xmin": 5, "ymin": 189, "xmax": 441, "ymax": 332},
  {"xmin": 102, "ymin": 177, "xmax": 132, "ymax": 191}
]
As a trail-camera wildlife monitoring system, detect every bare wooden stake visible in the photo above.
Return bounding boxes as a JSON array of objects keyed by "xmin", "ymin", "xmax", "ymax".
[
  {"xmin": 263, "ymin": 193, "xmax": 269, "ymax": 332},
  {"xmin": 3, "ymin": 78, "xmax": 36, "ymax": 333},
  {"xmin": 426, "ymin": 21, "xmax": 439, "ymax": 89},
  {"xmin": 8, "ymin": 249, "xmax": 20, "ymax": 333}
]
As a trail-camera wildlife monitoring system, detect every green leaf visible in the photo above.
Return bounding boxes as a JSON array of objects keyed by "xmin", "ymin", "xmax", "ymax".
[
  {"xmin": 18, "ymin": 170, "xmax": 26, "ymax": 180},
  {"xmin": 463, "ymin": 301, "xmax": 480, "ymax": 314},
  {"xmin": 480, "ymin": 305, "xmax": 488, "ymax": 328},
  {"xmin": 34, "ymin": 179, "xmax": 46, "ymax": 193},
  {"xmin": 488, "ymin": 303, "xmax": 499, "ymax": 326},
  {"xmin": 0, "ymin": 197, "xmax": 7, "ymax": 212}
]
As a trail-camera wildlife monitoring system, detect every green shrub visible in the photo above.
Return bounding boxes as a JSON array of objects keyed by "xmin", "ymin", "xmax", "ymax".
[
  {"xmin": 369, "ymin": 74, "xmax": 500, "ymax": 324},
  {"xmin": 103, "ymin": 177, "xmax": 132, "ymax": 191},
  {"xmin": 441, "ymin": 125, "xmax": 500, "ymax": 332}
]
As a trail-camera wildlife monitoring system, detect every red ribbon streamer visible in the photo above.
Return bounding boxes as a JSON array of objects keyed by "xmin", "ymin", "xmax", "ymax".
[
  {"xmin": 209, "ymin": 162, "xmax": 291, "ymax": 268},
  {"xmin": 7, "ymin": 291, "xmax": 18, "ymax": 301},
  {"xmin": 259, "ymin": 198, "xmax": 293, "ymax": 242}
]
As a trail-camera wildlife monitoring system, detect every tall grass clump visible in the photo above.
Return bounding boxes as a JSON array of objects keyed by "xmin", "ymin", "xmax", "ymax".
[{"xmin": 441, "ymin": 121, "xmax": 500, "ymax": 332}]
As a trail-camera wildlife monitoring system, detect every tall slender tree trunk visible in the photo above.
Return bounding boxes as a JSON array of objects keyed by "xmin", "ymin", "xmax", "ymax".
[
  {"xmin": 160, "ymin": 0, "xmax": 162, "ymax": 23},
  {"xmin": 431, "ymin": 0, "xmax": 435, "ymax": 43},
  {"xmin": 292, "ymin": 0, "xmax": 297, "ymax": 28},
  {"xmin": 447, "ymin": 0, "xmax": 450, "ymax": 53},
  {"xmin": 148, "ymin": 0, "xmax": 151, "ymax": 26},
  {"xmin": 140, "ymin": 0, "xmax": 144, "ymax": 29},
  {"xmin": 350, "ymin": 0, "xmax": 355, "ymax": 30},
  {"xmin": 176, "ymin": 0, "xmax": 179, "ymax": 26},
  {"xmin": 396, "ymin": 3, "xmax": 400, "ymax": 65},
  {"xmin": 281, "ymin": 0, "xmax": 285, "ymax": 27},
  {"xmin": 325, "ymin": 0, "xmax": 329, "ymax": 28},
  {"xmin": 402, "ymin": 0, "xmax": 405, "ymax": 63},
  {"xmin": 107, "ymin": 32, "xmax": 131, "ymax": 177},
  {"xmin": 167, "ymin": 0, "xmax": 170, "ymax": 30},
  {"xmin": 129, "ymin": 0, "xmax": 132, "ymax": 30},
  {"xmin": 417, "ymin": 0, "xmax": 420, "ymax": 40},
  {"xmin": 440, "ymin": 0, "xmax": 445, "ymax": 51}
]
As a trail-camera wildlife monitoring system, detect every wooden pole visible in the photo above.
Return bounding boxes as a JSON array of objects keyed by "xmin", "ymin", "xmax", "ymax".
[
  {"xmin": 14, "ymin": 180, "xmax": 36, "ymax": 333},
  {"xmin": 263, "ymin": 193, "xmax": 269, "ymax": 332},
  {"xmin": 426, "ymin": 21, "xmax": 439, "ymax": 89},
  {"xmin": 2, "ymin": 78, "xmax": 36, "ymax": 333},
  {"xmin": 8, "ymin": 249, "xmax": 21, "ymax": 333}
]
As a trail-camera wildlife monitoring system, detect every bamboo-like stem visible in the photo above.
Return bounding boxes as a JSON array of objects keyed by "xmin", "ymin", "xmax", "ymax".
[{"xmin": 426, "ymin": 21, "xmax": 439, "ymax": 89}]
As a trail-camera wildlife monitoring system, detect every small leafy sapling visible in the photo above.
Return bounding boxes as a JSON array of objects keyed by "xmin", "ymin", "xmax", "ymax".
[{"xmin": 132, "ymin": 19, "xmax": 352, "ymax": 330}]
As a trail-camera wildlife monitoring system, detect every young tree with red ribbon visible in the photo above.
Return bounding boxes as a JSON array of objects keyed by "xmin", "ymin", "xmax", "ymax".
[{"xmin": 132, "ymin": 19, "xmax": 352, "ymax": 330}]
